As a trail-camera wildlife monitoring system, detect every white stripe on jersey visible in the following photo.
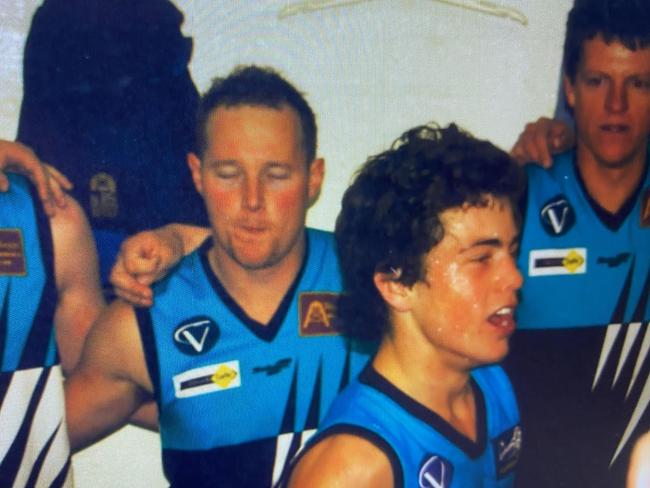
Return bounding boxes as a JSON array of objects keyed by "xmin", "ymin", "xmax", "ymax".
[{"xmin": 0, "ymin": 365, "xmax": 72, "ymax": 488}]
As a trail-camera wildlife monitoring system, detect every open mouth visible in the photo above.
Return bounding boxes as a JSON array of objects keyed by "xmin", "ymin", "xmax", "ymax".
[{"xmin": 487, "ymin": 306, "xmax": 516, "ymax": 330}]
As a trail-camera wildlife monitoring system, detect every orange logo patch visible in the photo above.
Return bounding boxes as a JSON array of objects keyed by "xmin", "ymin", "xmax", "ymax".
[
  {"xmin": 299, "ymin": 292, "xmax": 342, "ymax": 336},
  {"xmin": 0, "ymin": 229, "xmax": 26, "ymax": 275}
]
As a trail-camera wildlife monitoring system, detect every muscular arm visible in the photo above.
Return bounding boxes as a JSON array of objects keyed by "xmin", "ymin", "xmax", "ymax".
[
  {"xmin": 110, "ymin": 224, "xmax": 210, "ymax": 306},
  {"xmin": 288, "ymin": 434, "xmax": 394, "ymax": 488},
  {"xmin": 50, "ymin": 196, "xmax": 105, "ymax": 374},
  {"xmin": 65, "ymin": 300, "xmax": 154, "ymax": 452}
]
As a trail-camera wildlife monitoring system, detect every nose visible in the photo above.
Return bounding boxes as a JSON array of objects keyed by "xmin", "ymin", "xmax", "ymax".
[
  {"xmin": 499, "ymin": 255, "xmax": 524, "ymax": 293},
  {"xmin": 605, "ymin": 81, "xmax": 628, "ymax": 113},
  {"xmin": 242, "ymin": 175, "xmax": 264, "ymax": 211}
]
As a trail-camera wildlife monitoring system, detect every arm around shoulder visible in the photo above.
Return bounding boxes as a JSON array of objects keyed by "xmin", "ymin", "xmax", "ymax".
[
  {"xmin": 109, "ymin": 223, "xmax": 210, "ymax": 306},
  {"xmin": 288, "ymin": 433, "xmax": 394, "ymax": 488}
]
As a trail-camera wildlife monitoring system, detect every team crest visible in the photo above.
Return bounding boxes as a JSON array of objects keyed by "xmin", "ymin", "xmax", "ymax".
[
  {"xmin": 493, "ymin": 425, "xmax": 522, "ymax": 479},
  {"xmin": 0, "ymin": 229, "xmax": 26, "ymax": 276},
  {"xmin": 641, "ymin": 188, "xmax": 650, "ymax": 228},
  {"xmin": 540, "ymin": 195, "xmax": 575, "ymax": 236},
  {"xmin": 418, "ymin": 454, "xmax": 453, "ymax": 488},
  {"xmin": 173, "ymin": 316, "xmax": 220, "ymax": 355},
  {"xmin": 298, "ymin": 292, "xmax": 342, "ymax": 336}
]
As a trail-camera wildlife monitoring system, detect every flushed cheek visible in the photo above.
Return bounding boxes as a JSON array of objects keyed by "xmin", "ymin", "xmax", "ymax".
[{"xmin": 269, "ymin": 186, "xmax": 308, "ymax": 214}]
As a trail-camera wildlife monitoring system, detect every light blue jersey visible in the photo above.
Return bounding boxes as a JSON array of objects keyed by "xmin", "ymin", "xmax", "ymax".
[
  {"xmin": 294, "ymin": 365, "xmax": 520, "ymax": 488},
  {"xmin": 0, "ymin": 174, "xmax": 71, "ymax": 488},
  {"xmin": 137, "ymin": 228, "xmax": 373, "ymax": 487},
  {"xmin": 505, "ymin": 152, "xmax": 650, "ymax": 487}
]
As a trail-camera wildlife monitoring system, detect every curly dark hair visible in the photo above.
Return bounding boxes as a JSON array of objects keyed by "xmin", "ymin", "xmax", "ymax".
[
  {"xmin": 335, "ymin": 123, "xmax": 524, "ymax": 342},
  {"xmin": 193, "ymin": 65, "xmax": 317, "ymax": 163},
  {"xmin": 563, "ymin": 0, "xmax": 650, "ymax": 82}
]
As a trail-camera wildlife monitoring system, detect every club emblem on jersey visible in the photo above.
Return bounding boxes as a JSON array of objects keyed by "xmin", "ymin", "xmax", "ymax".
[
  {"xmin": 173, "ymin": 316, "xmax": 220, "ymax": 355},
  {"xmin": 0, "ymin": 229, "xmax": 26, "ymax": 275},
  {"xmin": 298, "ymin": 292, "xmax": 342, "ymax": 337},
  {"xmin": 418, "ymin": 454, "xmax": 453, "ymax": 488},
  {"xmin": 641, "ymin": 188, "xmax": 650, "ymax": 228},
  {"xmin": 173, "ymin": 360, "xmax": 241, "ymax": 398},
  {"xmin": 540, "ymin": 195, "xmax": 575, "ymax": 236},
  {"xmin": 493, "ymin": 425, "xmax": 522, "ymax": 478},
  {"xmin": 528, "ymin": 248, "xmax": 587, "ymax": 276}
]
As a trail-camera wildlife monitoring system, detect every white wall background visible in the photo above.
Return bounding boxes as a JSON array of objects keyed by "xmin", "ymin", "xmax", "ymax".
[{"xmin": 0, "ymin": 0, "xmax": 572, "ymax": 486}]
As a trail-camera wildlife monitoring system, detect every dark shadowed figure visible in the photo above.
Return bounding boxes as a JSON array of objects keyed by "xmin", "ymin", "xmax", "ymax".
[{"xmin": 17, "ymin": 0, "xmax": 206, "ymax": 287}]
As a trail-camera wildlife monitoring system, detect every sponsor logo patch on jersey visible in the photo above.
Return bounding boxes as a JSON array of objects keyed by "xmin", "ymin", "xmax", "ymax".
[
  {"xmin": 173, "ymin": 360, "xmax": 241, "ymax": 398},
  {"xmin": 641, "ymin": 188, "xmax": 650, "ymax": 228},
  {"xmin": 173, "ymin": 316, "xmax": 220, "ymax": 355},
  {"xmin": 539, "ymin": 195, "xmax": 576, "ymax": 236},
  {"xmin": 528, "ymin": 248, "xmax": 587, "ymax": 276},
  {"xmin": 299, "ymin": 292, "xmax": 342, "ymax": 337},
  {"xmin": 493, "ymin": 425, "xmax": 522, "ymax": 479},
  {"xmin": 0, "ymin": 229, "xmax": 26, "ymax": 275},
  {"xmin": 418, "ymin": 454, "xmax": 453, "ymax": 488}
]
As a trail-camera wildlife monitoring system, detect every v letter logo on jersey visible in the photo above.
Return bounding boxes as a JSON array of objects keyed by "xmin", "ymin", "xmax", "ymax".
[
  {"xmin": 173, "ymin": 316, "xmax": 220, "ymax": 355},
  {"xmin": 418, "ymin": 455, "xmax": 453, "ymax": 488},
  {"xmin": 540, "ymin": 195, "xmax": 575, "ymax": 236}
]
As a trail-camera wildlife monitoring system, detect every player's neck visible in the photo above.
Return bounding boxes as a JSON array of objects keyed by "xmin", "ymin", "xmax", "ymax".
[
  {"xmin": 373, "ymin": 334, "xmax": 477, "ymax": 441},
  {"xmin": 576, "ymin": 144, "xmax": 647, "ymax": 214},
  {"xmin": 207, "ymin": 239, "xmax": 305, "ymax": 324}
]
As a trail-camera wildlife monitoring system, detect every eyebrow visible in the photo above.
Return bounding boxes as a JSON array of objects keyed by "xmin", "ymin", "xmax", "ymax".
[{"xmin": 460, "ymin": 235, "xmax": 520, "ymax": 252}]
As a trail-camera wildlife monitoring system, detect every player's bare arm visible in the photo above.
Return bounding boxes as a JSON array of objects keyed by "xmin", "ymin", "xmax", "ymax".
[
  {"xmin": 110, "ymin": 223, "xmax": 210, "ymax": 306},
  {"xmin": 510, "ymin": 116, "xmax": 575, "ymax": 167},
  {"xmin": 0, "ymin": 139, "xmax": 72, "ymax": 216},
  {"xmin": 288, "ymin": 434, "xmax": 394, "ymax": 488},
  {"xmin": 50, "ymin": 196, "xmax": 105, "ymax": 373},
  {"xmin": 65, "ymin": 300, "xmax": 154, "ymax": 451},
  {"xmin": 627, "ymin": 432, "xmax": 650, "ymax": 488}
]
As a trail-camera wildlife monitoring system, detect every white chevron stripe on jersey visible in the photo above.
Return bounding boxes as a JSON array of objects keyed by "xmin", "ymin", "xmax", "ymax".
[
  {"xmin": 592, "ymin": 323, "xmax": 621, "ymax": 391},
  {"xmin": 0, "ymin": 366, "xmax": 71, "ymax": 488},
  {"xmin": 628, "ymin": 324, "xmax": 650, "ymax": 398},
  {"xmin": 613, "ymin": 322, "xmax": 643, "ymax": 387},
  {"xmin": 593, "ymin": 322, "xmax": 650, "ymax": 466},
  {"xmin": 0, "ymin": 368, "xmax": 41, "ymax": 461}
]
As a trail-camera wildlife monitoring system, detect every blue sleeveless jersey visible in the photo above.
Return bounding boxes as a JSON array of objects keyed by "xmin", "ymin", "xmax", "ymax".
[
  {"xmin": 137, "ymin": 228, "xmax": 373, "ymax": 487},
  {"xmin": 505, "ymin": 152, "xmax": 650, "ymax": 487},
  {"xmin": 297, "ymin": 365, "xmax": 520, "ymax": 488},
  {"xmin": 0, "ymin": 174, "xmax": 72, "ymax": 487}
]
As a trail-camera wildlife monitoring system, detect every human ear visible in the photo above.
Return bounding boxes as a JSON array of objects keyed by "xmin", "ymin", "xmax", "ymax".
[
  {"xmin": 563, "ymin": 74, "xmax": 576, "ymax": 110},
  {"xmin": 373, "ymin": 269, "xmax": 411, "ymax": 313},
  {"xmin": 187, "ymin": 153, "xmax": 203, "ymax": 196},
  {"xmin": 307, "ymin": 158, "xmax": 324, "ymax": 207}
]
